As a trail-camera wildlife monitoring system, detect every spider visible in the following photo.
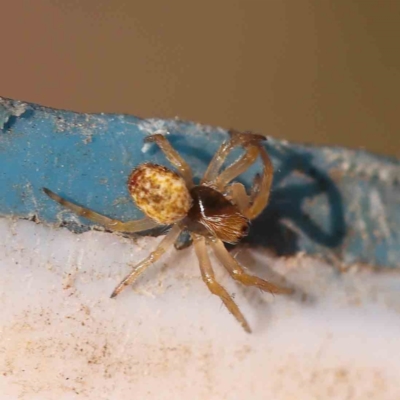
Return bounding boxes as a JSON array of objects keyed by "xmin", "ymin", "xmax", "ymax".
[{"xmin": 43, "ymin": 130, "xmax": 292, "ymax": 333}]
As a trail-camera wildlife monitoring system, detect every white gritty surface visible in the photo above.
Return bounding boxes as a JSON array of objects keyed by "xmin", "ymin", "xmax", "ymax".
[{"xmin": 1, "ymin": 218, "xmax": 400, "ymax": 400}]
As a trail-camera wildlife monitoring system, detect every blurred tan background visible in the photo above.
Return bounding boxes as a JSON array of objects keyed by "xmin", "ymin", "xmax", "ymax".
[{"xmin": 1, "ymin": 1, "xmax": 399, "ymax": 156}]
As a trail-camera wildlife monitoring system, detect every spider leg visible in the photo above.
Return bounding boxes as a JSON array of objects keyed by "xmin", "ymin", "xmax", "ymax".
[
  {"xmin": 43, "ymin": 188, "xmax": 160, "ymax": 232},
  {"xmin": 213, "ymin": 145, "xmax": 259, "ymax": 190},
  {"xmin": 144, "ymin": 134, "xmax": 193, "ymax": 187},
  {"xmin": 192, "ymin": 234, "xmax": 251, "ymax": 333},
  {"xmin": 227, "ymin": 172, "xmax": 263, "ymax": 214},
  {"xmin": 201, "ymin": 136, "xmax": 239, "ymax": 184},
  {"xmin": 111, "ymin": 225, "xmax": 182, "ymax": 298},
  {"xmin": 210, "ymin": 238, "xmax": 293, "ymax": 295},
  {"xmin": 226, "ymin": 182, "xmax": 250, "ymax": 213},
  {"xmin": 221, "ymin": 143, "xmax": 273, "ymax": 220},
  {"xmin": 250, "ymin": 173, "xmax": 262, "ymax": 203},
  {"xmin": 201, "ymin": 129, "xmax": 266, "ymax": 185},
  {"xmin": 242, "ymin": 145, "xmax": 274, "ymax": 220}
]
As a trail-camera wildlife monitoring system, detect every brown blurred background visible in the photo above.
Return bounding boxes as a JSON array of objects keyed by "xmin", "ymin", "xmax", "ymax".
[{"xmin": 2, "ymin": 1, "xmax": 399, "ymax": 156}]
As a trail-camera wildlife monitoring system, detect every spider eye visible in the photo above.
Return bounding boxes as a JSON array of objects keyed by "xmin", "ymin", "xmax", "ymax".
[{"xmin": 128, "ymin": 163, "xmax": 192, "ymax": 224}]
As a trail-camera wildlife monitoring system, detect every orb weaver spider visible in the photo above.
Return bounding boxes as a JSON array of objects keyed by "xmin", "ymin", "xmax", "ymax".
[{"xmin": 43, "ymin": 130, "xmax": 292, "ymax": 332}]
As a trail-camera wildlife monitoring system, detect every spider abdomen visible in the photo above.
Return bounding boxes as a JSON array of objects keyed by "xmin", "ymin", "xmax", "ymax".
[
  {"xmin": 128, "ymin": 163, "xmax": 192, "ymax": 224},
  {"xmin": 187, "ymin": 185, "xmax": 249, "ymax": 244}
]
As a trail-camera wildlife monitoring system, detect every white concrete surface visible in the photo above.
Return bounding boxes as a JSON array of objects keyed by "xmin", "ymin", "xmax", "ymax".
[{"xmin": 1, "ymin": 217, "xmax": 400, "ymax": 400}]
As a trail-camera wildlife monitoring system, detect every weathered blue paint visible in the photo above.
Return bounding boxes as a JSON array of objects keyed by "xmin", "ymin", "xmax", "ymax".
[{"xmin": 1, "ymin": 97, "xmax": 399, "ymax": 268}]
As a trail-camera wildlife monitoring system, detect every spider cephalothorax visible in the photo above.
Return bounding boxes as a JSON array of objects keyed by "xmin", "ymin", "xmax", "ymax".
[
  {"xmin": 44, "ymin": 130, "xmax": 292, "ymax": 333},
  {"xmin": 186, "ymin": 185, "xmax": 249, "ymax": 244}
]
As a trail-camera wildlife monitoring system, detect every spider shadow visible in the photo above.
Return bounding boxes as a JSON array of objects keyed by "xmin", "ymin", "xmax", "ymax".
[
  {"xmin": 232, "ymin": 247, "xmax": 317, "ymax": 307},
  {"xmin": 244, "ymin": 145, "xmax": 346, "ymax": 256}
]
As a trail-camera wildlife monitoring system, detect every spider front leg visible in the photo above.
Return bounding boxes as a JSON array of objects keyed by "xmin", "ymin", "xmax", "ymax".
[
  {"xmin": 144, "ymin": 134, "xmax": 193, "ymax": 187},
  {"xmin": 204, "ymin": 130, "xmax": 274, "ymax": 220},
  {"xmin": 200, "ymin": 137, "xmax": 238, "ymax": 184},
  {"xmin": 201, "ymin": 129, "xmax": 266, "ymax": 186},
  {"xmin": 111, "ymin": 225, "xmax": 182, "ymax": 298},
  {"xmin": 192, "ymin": 234, "xmax": 251, "ymax": 333},
  {"xmin": 213, "ymin": 145, "xmax": 260, "ymax": 190},
  {"xmin": 210, "ymin": 238, "xmax": 293, "ymax": 295},
  {"xmin": 243, "ymin": 145, "xmax": 274, "ymax": 220},
  {"xmin": 43, "ymin": 188, "xmax": 160, "ymax": 232},
  {"xmin": 226, "ymin": 172, "xmax": 263, "ymax": 215},
  {"xmin": 226, "ymin": 182, "xmax": 250, "ymax": 214}
]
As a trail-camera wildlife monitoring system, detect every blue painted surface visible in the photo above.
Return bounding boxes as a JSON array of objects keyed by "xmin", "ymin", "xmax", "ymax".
[{"xmin": 1, "ymin": 97, "xmax": 400, "ymax": 268}]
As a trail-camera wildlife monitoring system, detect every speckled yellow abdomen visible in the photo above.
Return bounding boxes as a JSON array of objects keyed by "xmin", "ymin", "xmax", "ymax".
[{"xmin": 128, "ymin": 163, "xmax": 192, "ymax": 225}]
